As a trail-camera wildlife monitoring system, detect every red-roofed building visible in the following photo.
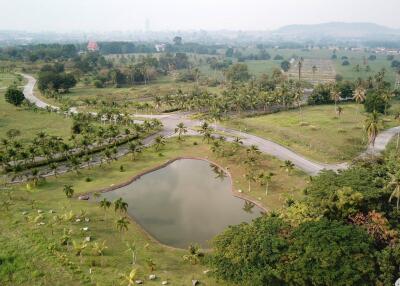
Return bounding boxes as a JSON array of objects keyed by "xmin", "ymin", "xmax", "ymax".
[{"xmin": 87, "ymin": 41, "xmax": 99, "ymax": 52}]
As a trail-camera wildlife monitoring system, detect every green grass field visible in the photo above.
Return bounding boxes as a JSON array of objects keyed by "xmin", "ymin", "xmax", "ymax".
[
  {"xmin": 1, "ymin": 137, "xmax": 306, "ymax": 285},
  {"xmin": 0, "ymin": 74, "xmax": 73, "ymax": 142},
  {"xmin": 224, "ymin": 101, "xmax": 400, "ymax": 163}
]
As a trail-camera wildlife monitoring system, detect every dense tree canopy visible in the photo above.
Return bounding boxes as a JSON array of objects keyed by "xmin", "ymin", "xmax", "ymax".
[{"xmin": 4, "ymin": 86, "xmax": 24, "ymax": 106}]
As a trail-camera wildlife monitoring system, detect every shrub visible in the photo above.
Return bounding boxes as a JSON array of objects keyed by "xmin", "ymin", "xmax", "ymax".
[
  {"xmin": 364, "ymin": 91, "xmax": 387, "ymax": 114},
  {"xmin": 5, "ymin": 86, "xmax": 24, "ymax": 106}
]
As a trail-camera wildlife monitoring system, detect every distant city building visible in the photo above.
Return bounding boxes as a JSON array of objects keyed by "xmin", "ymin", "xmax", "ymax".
[
  {"xmin": 87, "ymin": 41, "xmax": 99, "ymax": 52},
  {"xmin": 155, "ymin": 43, "xmax": 166, "ymax": 52}
]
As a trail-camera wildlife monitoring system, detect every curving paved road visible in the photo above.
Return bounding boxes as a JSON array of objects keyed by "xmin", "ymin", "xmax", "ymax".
[{"xmin": 21, "ymin": 74, "xmax": 400, "ymax": 176}]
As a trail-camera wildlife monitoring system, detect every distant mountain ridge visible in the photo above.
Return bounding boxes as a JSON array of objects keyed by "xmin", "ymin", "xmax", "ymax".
[{"xmin": 274, "ymin": 22, "xmax": 400, "ymax": 39}]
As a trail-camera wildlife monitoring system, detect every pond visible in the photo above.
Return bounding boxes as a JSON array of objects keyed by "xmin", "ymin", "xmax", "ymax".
[{"xmin": 98, "ymin": 158, "xmax": 263, "ymax": 248}]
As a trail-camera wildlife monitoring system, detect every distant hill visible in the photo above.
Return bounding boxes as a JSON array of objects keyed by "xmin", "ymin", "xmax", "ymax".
[{"xmin": 273, "ymin": 22, "xmax": 399, "ymax": 39}]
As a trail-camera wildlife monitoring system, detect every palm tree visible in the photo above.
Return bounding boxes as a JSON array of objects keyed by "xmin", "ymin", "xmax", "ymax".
[
  {"xmin": 128, "ymin": 140, "xmax": 142, "ymax": 161},
  {"xmin": 352, "ymin": 87, "xmax": 366, "ymax": 113},
  {"xmin": 297, "ymin": 57, "xmax": 304, "ymax": 81},
  {"xmin": 174, "ymin": 122, "xmax": 188, "ymax": 141},
  {"xmin": 154, "ymin": 135, "xmax": 166, "ymax": 151},
  {"xmin": 232, "ymin": 136, "xmax": 243, "ymax": 152},
  {"xmin": 381, "ymin": 91, "xmax": 393, "ymax": 115},
  {"xmin": 330, "ymin": 88, "xmax": 341, "ymax": 114},
  {"xmin": 245, "ymin": 170, "xmax": 256, "ymax": 192},
  {"xmin": 72, "ymin": 240, "xmax": 87, "ymax": 256},
  {"xmin": 387, "ymin": 171, "xmax": 400, "ymax": 210},
  {"xmin": 242, "ymin": 200, "xmax": 255, "ymax": 213},
  {"xmin": 125, "ymin": 242, "xmax": 137, "ymax": 266},
  {"xmin": 114, "ymin": 198, "xmax": 128, "ymax": 213},
  {"xmin": 92, "ymin": 240, "xmax": 108, "ymax": 256},
  {"xmin": 281, "ymin": 160, "xmax": 295, "ymax": 174},
  {"xmin": 146, "ymin": 258, "xmax": 156, "ymax": 272},
  {"xmin": 99, "ymin": 198, "xmax": 111, "ymax": 218},
  {"xmin": 116, "ymin": 216, "xmax": 130, "ymax": 232},
  {"xmin": 63, "ymin": 184, "xmax": 74, "ymax": 198},
  {"xmin": 365, "ymin": 111, "xmax": 380, "ymax": 147},
  {"xmin": 258, "ymin": 172, "xmax": 275, "ymax": 196},
  {"xmin": 49, "ymin": 162, "xmax": 58, "ymax": 177},
  {"xmin": 311, "ymin": 65, "xmax": 317, "ymax": 83},
  {"xmin": 120, "ymin": 268, "xmax": 137, "ymax": 286}
]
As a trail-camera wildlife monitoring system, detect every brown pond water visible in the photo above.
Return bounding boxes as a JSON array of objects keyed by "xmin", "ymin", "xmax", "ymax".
[{"xmin": 99, "ymin": 159, "xmax": 263, "ymax": 248}]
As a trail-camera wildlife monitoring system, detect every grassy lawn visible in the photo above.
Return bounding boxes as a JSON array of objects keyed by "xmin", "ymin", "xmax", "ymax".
[
  {"xmin": 224, "ymin": 102, "xmax": 400, "ymax": 163},
  {"xmin": 0, "ymin": 76, "xmax": 73, "ymax": 143},
  {"xmin": 1, "ymin": 137, "xmax": 306, "ymax": 285}
]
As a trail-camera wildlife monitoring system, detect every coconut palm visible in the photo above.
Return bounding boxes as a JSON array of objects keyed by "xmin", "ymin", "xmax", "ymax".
[
  {"xmin": 120, "ymin": 268, "xmax": 137, "ymax": 286},
  {"xmin": 381, "ymin": 91, "xmax": 393, "ymax": 115},
  {"xmin": 92, "ymin": 240, "xmax": 108, "ymax": 256},
  {"xmin": 281, "ymin": 160, "xmax": 295, "ymax": 174},
  {"xmin": 116, "ymin": 216, "xmax": 130, "ymax": 232},
  {"xmin": 174, "ymin": 122, "xmax": 188, "ymax": 141},
  {"xmin": 297, "ymin": 57, "xmax": 304, "ymax": 81},
  {"xmin": 352, "ymin": 87, "xmax": 366, "ymax": 114},
  {"xmin": 365, "ymin": 111, "xmax": 380, "ymax": 146},
  {"xmin": 258, "ymin": 172, "xmax": 275, "ymax": 196},
  {"xmin": 245, "ymin": 170, "xmax": 256, "ymax": 192},
  {"xmin": 63, "ymin": 184, "xmax": 74, "ymax": 198},
  {"xmin": 311, "ymin": 65, "xmax": 317, "ymax": 82},
  {"xmin": 114, "ymin": 198, "xmax": 128, "ymax": 214},
  {"xmin": 99, "ymin": 198, "xmax": 111, "ymax": 218},
  {"xmin": 154, "ymin": 135, "xmax": 166, "ymax": 151},
  {"xmin": 330, "ymin": 88, "xmax": 341, "ymax": 113},
  {"xmin": 146, "ymin": 258, "xmax": 156, "ymax": 272},
  {"xmin": 72, "ymin": 240, "xmax": 87, "ymax": 256},
  {"xmin": 128, "ymin": 140, "xmax": 142, "ymax": 161},
  {"xmin": 125, "ymin": 242, "xmax": 137, "ymax": 266},
  {"xmin": 387, "ymin": 171, "xmax": 400, "ymax": 210}
]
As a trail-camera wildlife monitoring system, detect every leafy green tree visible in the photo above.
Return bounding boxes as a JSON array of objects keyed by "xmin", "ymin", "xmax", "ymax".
[
  {"xmin": 225, "ymin": 63, "xmax": 250, "ymax": 82},
  {"xmin": 211, "ymin": 216, "xmax": 289, "ymax": 286},
  {"xmin": 279, "ymin": 219, "xmax": 377, "ymax": 286},
  {"xmin": 364, "ymin": 91, "xmax": 387, "ymax": 114},
  {"xmin": 5, "ymin": 86, "xmax": 24, "ymax": 106},
  {"xmin": 280, "ymin": 60, "xmax": 290, "ymax": 72}
]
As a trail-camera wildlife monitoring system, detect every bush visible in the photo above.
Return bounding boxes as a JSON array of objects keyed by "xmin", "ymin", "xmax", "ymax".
[
  {"xmin": 364, "ymin": 91, "xmax": 387, "ymax": 113},
  {"xmin": 342, "ymin": 60, "xmax": 350, "ymax": 66},
  {"xmin": 307, "ymin": 84, "xmax": 333, "ymax": 105},
  {"xmin": 5, "ymin": 86, "xmax": 24, "ymax": 106},
  {"xmin": 93, "ymin": 80, "xmax": 104, "ymax": 88},
  {"xmin": 280, "ymin": 60, "xmax": 290, "ymax": 72}
]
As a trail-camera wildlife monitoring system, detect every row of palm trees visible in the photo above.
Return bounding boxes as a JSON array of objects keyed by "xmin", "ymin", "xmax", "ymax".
[{"xmin": 0, "ymin": 118, "xmax": 161, "ymax": 176}]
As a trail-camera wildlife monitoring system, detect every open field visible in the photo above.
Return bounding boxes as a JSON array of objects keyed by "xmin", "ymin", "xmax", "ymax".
[
  {"xmin": 0, "ymin": 74, "xmax": 73, "ymax": 142},
  {"xmin": 0, "ymin": 137, "xmax": 306, "ymax": 285},
  {"xmin": 224, "ymin": 101, "xmax": 400, "ymax": 163},
  {"xmin": 287, "ymin": 58, "xmax": 336, "ymax": 84}
]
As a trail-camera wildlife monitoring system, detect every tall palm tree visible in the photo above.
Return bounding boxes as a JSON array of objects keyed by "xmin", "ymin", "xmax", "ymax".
[
  {"xmin": 174, "ymin": 122, "xmax": 188, "ymax": 141},
  {"xmin": 154, "ymin": 135, "xmax": 166, "ymax": 151},
  {"xmin": 311, "ymin": 65, "xmax": 317, "ymax": 83},
  {"xmin": 116, "ymin": 216, "xmax": 130, "ymax": 232},
  {"xmin": 297, "ymin": 57, "xmax": 304, "ymax": 81},
  {"xmin": 387, "ymin": 171, "xmax": 400, "ymax": 210},
  {"xmin": 365, "ymin": 111, "xmax": 380, "ymax": 147},
  {"xmin": 125, "ymin": 242, "xmax": 137, "ymax": 266},
  {"xmin": 352, "ymin": 86, "xmax": 366, "ymax": 108},
  {"xmin": 99, "ymin": 198, "xmax": 111, "ymax": 218},
  {"xmin": 258, "ymin": 172, "xmax": 275, "ymax": 196},
  {"xmin": 330, "ymin": 88, "xmax": 341, "ymax": 114}
]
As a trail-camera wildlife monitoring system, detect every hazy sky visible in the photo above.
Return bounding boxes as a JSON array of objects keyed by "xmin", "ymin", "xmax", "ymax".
[{"xmin": 1, "ymin": 0, "xmax": 399, "ymax": 32}]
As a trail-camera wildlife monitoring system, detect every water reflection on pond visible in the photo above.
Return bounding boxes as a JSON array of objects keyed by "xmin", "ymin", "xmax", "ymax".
[{"xmin": 99, "ymin": 159, "xmax": 263, "ymax": 248}]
